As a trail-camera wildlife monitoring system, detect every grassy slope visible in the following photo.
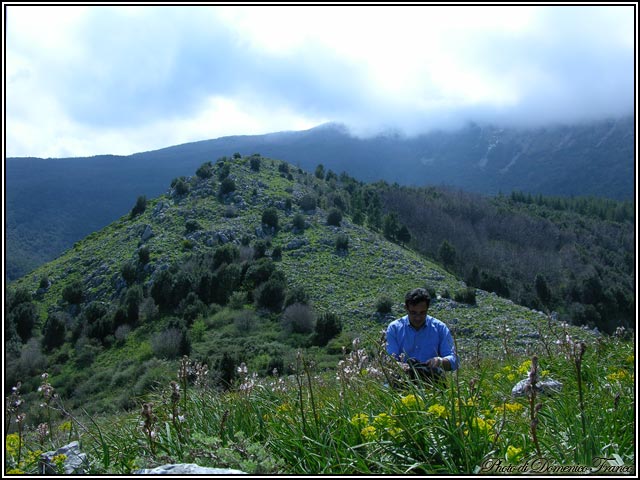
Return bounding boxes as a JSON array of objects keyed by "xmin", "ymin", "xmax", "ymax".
[{"xmin": 8, "ymin": 156, "xmax": 598, "ymax": 410}]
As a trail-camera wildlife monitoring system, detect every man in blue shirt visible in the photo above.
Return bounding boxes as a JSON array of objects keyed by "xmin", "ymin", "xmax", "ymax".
[{"xmin": 386, "ymin": 288, "xmax": 459, "ymax": 383}]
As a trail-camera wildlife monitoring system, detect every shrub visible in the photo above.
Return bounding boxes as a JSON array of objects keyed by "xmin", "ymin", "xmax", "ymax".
[
  {"xmin": 174, "ymin": 178, "xmax": 190, "ymax": 196},
  {"xmin": 454, "ymin": 287, "xmax": 477, "ymax": 305},
  {"xmin": 219, "ymin": 177, "xmax": 236, "ymax": 197},
  {"xmin": 327, "ymin": 208, "xmax": 343, "ymax": 227},
  {"xmin": 62, "ymin": 279, "xmax": 84, "ymax": 305},
  {"xmin": 271, "ymin": 246, "xmax": 282, "ymax": 261},
  {"xmin": 281, "ymin": 303, "xmax": 316, "ymax": 334},
  {"xmin": 250, "ymin": 156, "xmax": 261, "ymax": 171},
  {"xmin": 196, "ymin": 161, "xmax": 214, "ymax": 179},
  {"xmin": 185, "ymin": 219, "xmax": 202, "ymax": 234},
  {"xmin": 376, "ymin": 295, "xmax": 394, "ymax": 314},
  {"xmin": 262, "ymin": 207, "xmax": 279, "ymax": 231},
  {"xmin": 335, "ymin": 234, "xmax": 349, "ymax": 252},
  {"xmin": 42, "ymin": 311, "xmax": 67, "ymax": 351},
  {"xmin": 9, "ymin": 302, "xmax": 38, "ymax": 342},
  {"xmin": 130, "ymin": 195, "xmax": 147, "ymax": 218},
  {"xmin": 255, "ymin": 278, "xmax": 286, "ymax": 312},
  {"xmin": 138, "ymin": 245, "xmax": 151, "ymax": 265},
  {"xmin": 285, "ymin": 285, "xmax": 310, "ymax": 308},
  {"xmin": 151, "ymin": 328, "xmax": 185, "ymax": 360},
  {"xmin": 299, "ymin": 194, "xmax": 317, "ymax": 212},
  {"xmin": 292, "ymin": 213, "xmax": 306, "ymax": 231},
  {"xmin": 313, "ymin": 311, "xmax": 342, "ymax": 346}
]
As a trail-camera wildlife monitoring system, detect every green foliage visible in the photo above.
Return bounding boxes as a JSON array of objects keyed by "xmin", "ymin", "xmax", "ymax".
[
  {"xmin": 315, "ymin": 164, "xmax": 325, "ymax": 180},
  {"xmin": 438, "ymin": 240, "xmax": 456, "ymax": 268},
  {"xmin": 62, "ymin": 279, "xmax": 84, "ymax": 305},
  {"xmin": 130, "ymin": 195, "xmax": 147, "ymax": 218},
  {"xmin": 375, "ymin": 296, "xmax": 394, "ymax": 314},
  {"xmin": 250, "ymin": 155, "xmax": 261, "ymax": 172},
  {"xmin": 261, "ymin": 207, "xmax": 279, "ymax": 231},
  {"xmin": 313, "ymin": 311, "xmax": 342, "ymax": 346},
  {"xmin": 327, "ymin": 208, "xmax": 343, "ymax": 227},
  {"xmin": 335, "ymin": 234, "xmax": 349, "ymax": 252},
  {"xmin": 196, "ymin": 161, "xmax": 214, "ymax": 179},
  {"xmin": 219, "ymin": 177, "xmax": 236, "ymax": 197},
  {"xmin": 454, "ymin": 287, "xmax": 477, "ymax": 305}
]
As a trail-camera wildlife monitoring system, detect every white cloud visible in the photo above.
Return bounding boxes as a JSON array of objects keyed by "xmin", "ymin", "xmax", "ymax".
[{"xmin": 4, "ymin": 4, "xmax": 635, "ymax": 158}]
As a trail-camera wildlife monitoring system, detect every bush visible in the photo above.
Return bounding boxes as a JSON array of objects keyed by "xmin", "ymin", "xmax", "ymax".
[
  {"xmin": 174, "ymin": 178, "xmax": 190, "ymax": 196},
  {"xmin": 327, "ymin": 208, "xmax": 343, "ymax": 226},
  {"xmin": 138, "ymin": 245, "xmax": 151, "ymax": 265},
  {"xmin": 9, "ymin": 302, "xmax": 38, "ymax": 342},
  {"xmin": 151, "ymin": 328, "xmax": 186, "ymax": 360},
  {"xmin": 250, "ymin": 156, "xmax": 261, "ymax": 171},
  {"xmin": 255, "ymin": 278, "xmax": 286, "ymax": 312},
  {"xmin": 376, "ymin": 296, "xmax": 394, "ymax": 314},
  {"xmin": 219, "ymin": 177, "xmax": 236, "ymax": 197},
  {"xmin": 335, "ymin": 234, "xmax": 349, "ymax": 252},
  {"xmin": 281, "ymin": 303, "xmax": 316, "ymax": 334},
  {"xmin": 196, "ymin": 161, "xmax": 214, "ymax": 179},
  {"xmin": 454, "ymin": 287, "xmax": 477, "ymax": 305},
  {"xmin": 314, "ymin": 311, "xmax": 342, "ymax": 346},
  {"xmin": 130, "ymin": 195, "xmax": 147, "ymax": 218},
  {"xmin": 42, "ymin": 311, "xmax": 67, "ymax": 351},
  {"xmin": 262, "ymin": 207, "xmax": 279, "ymax": 231},
  {"xmin": 185, "ymin": 219, "xmax": 202, "ymax": 234},
  {"xmin": 292, "ymin": 213, "xmax": 306, "ymax": 231},
  {"xmin": 299, "ymin": 194, "xmax": 317, "ymax": 212},
  {"xmin": 62, "ymin": 279, "xmax": 84, "ymax": 305}
]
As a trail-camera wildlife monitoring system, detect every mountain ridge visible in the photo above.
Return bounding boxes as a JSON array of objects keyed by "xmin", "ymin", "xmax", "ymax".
[{"xmin": 5, "ymin": 115, "xmax": 634, "ymax": 281}]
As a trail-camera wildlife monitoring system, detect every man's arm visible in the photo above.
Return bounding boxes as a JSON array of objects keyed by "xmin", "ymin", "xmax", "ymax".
[{"xmin": 385, "ymin": 323, "xmax": 402, "ymax": 360}]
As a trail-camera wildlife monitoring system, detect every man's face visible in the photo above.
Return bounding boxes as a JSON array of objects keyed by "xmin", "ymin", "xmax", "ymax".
[{"xmin": 406, "ymin": 301, "xmax": 428, "ymax": 328}]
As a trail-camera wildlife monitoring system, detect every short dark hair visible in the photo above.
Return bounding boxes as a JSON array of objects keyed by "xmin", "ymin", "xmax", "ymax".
[{"xmin": 405, "ymin": 288, "xmax": 431, "ymax": 308}]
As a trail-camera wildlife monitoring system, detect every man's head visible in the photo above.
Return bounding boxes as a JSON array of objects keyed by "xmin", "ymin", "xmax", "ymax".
[
  {"xmin": 405, "ymin": 288, "xmax": 431, "ymax": 309},
  {"xmin": 404, "ymin": 288, "xmax": 431, "ymax": 328}
]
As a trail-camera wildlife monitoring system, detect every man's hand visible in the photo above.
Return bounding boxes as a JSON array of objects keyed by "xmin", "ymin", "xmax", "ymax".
[{"xmin": 424, "ymin": 357, "xmax": 443, "ymax": 369}]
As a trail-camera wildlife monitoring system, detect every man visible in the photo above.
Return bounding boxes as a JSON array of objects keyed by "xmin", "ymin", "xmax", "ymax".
[{"xmin": 386, "ymin": 287, "xmax": 459, "ymax": 383}]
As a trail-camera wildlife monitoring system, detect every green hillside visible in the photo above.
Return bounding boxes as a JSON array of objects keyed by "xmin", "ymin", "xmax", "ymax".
[{"xmin": 5, "ymin": 155, "xmax": 633, "ymax": 474}]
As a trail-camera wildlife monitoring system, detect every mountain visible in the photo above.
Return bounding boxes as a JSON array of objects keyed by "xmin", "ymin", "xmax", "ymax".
[
  {"xmin": 5, "ymin": 154, "xmax": 597, "ymax": 413},
  {"xmin": 5, "ymin": 115, "xmax": 634, "ymax": 281}
]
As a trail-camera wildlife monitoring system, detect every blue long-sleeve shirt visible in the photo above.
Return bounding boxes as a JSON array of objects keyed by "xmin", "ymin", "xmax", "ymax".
[{"xmin": 386, "ymin": 315, "xmax": 459, "ymax": 371}]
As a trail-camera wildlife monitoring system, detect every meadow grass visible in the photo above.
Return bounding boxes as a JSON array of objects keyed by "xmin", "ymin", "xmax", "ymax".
[{"xmin": 5, "ymin": 326, "xmax": 635, "ymax": 475}]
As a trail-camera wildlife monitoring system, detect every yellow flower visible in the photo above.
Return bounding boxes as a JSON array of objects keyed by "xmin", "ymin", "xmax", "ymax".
[
  {"xmin": 361, "ymin": 425, "xmax": 377, "ymax": 441},
  {"xmin": 388, "ymin": 426, "xmax": 403, "ymax": 439},
  {"xmin": 373, "ymin": 412, "xmax": 395, "ymax": 429},
  {"xmin": 625, "ymin": 355, "xmax": 634, "ymax": 365},
  {"xmin": 493, "ymin": 372, "xmax": 503, "ymax": 381},
  {"xmin": 58, "ymin": 421, "xmax": 73, "ymax": 433},
  {"xmin": 503, "ymin": 402, "xmax": 524, "ymax": 414},
  {"xmin": 427, "ymin": 403, "xmax": 447, "ymax": 418},
  {"xmin": 350, "ymin": 413, "xmax": 369, "ymax": 429},
  {"xmin": 502, "ymin": 365, "xmax": 513, "ymax": 373},
  {"xmin": 465, "ymin": 417, "xmax": 495, "ymax": 437},
  {"xmin": 517, "ymin": 360, "xmax": 532, "ymax": 376},
  {"xmin": 507, "ymin": 373, "xmax": 516, "ymax": 382},
  {"xmin": 276, "ymin": 403, "xmax": 292, "ymax": 414},
  {"xmin": 606, "ymin": 370, "xmax": 629, "ymax": 382},
  {"xmin": 6, "ymin": 433, "xmax": 20, "ymax": 457},
  {"xmin": 6, "ymin": 469, "xmax": 25, "ymax": 475},
  {"xmin": 506, "ymin": 445, "xmax": 523, "ymax": 463},
  {"xmin": 400, "ymin": 394, "xmax": 420, "ymax": 409}
]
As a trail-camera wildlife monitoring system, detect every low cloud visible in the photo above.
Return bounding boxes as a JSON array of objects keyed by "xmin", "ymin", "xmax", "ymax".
[{"xmin": 5, "ymin": 5, "xmax": 635, "ymax": 157}]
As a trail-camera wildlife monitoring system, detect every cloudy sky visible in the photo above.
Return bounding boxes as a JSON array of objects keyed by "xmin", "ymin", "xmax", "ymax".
[{"xmin": 4, "ymin": 3, "xmax": 636, "ymax": 158}]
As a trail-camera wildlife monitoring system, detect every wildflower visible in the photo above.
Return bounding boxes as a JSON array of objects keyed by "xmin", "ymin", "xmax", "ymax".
[
  {"xmin": 427, "ymin": 403, "xmax": 447, "ymax": 418},
  {"xmin": 517, "ymin": 360, "xmax": 532, "ymax": 376},
  {"xmin": 506, "ymin": 445, "xmax": 523, "ymax": 463},
  {"xmin": 5, "ymin": 433, "xmax": 20, "ymax": 457},
  {"xmin": 373, "ymin": 412, "xmax": 395, "ymax": 429},
  {"xmin": 58, "ymin": 421, "xmax": 73, "ymax": 433},
  {"xmin": 6, "ymin": 469, "xmax": 25, "ymax": 475},
  {"xmin": 350, "ymin": 413, "xmax": 369, "ymax": 429},
  {"xmin": 503, "ymin": 402, "xmax": 524, "ymax": 414},
  {"xmin": 361, "ymin": 425, "xmax": 377, "ymax": 441},
  {"xmin": 606, "ymin": 370, "xmax": 630, "ymax": 382},
  {"xmin": 400, "ymin": 394, "xmax": 421, "ymax": 409}
]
